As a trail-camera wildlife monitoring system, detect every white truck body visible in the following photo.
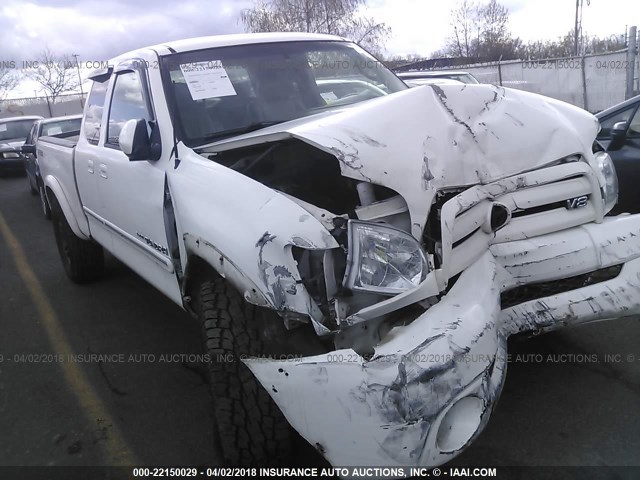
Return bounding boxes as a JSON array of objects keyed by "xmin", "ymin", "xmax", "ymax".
[{"xmin": 38, "ymin": 32, "xmax": 640, "ymax": 469}]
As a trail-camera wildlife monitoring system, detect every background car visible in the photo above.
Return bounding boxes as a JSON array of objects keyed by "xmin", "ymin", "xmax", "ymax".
[
  {"xmin": 400, "ymin": 77, "xmax": 465, "ymax": 88},
  {"xmin": 396, "ymin": 70, "xmax": 480, "ymax": 85},
  {"xmin": 595, "ymin": 94, "xmax": 640, "ymax": 214},
  {"xmin": 22, "ymin": 114, "xmax": 82, "ymax": 219},
  {"xmin": 0, "ymin": 116, "xmax": 43, "ymax": 176}
]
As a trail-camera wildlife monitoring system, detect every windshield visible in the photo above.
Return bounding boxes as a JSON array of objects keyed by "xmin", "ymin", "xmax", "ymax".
[
  {"xmin": 41, "ymin": 117, "xmax": 82, "ymax": 137},
  {"xmin": 162, "ymin": 41, "xmax": 407, "ymax": 146},
  {"xmin": 0, "ymin": 119, "xmax": 37, "ymax": 143}
]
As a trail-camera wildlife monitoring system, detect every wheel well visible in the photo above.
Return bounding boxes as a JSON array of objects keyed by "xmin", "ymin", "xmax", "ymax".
[
  {"xmin": 182, "ymin": 255, "xmax": 222, "ymax": 311},
  {"xmin": 45, "ymin": 187, "xmax": 59, "ymax": 210}
]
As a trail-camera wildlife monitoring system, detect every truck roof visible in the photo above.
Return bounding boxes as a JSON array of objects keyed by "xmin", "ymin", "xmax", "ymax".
[
  {"xmin": 111, "ymin": 32, "xmax": 347, "ymax": 62},
  {"xmin": 40, "ymin": 114, "xmax": 83, "ymax": 125},
  {"xmin": 0, "ymin": 115, "xmax": 44, "ymax": 123}
]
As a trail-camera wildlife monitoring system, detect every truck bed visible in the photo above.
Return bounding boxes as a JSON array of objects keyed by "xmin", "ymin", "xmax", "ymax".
[{"xmin": 38, "ymin": 134, "xmax": 89, "ymax": 237}]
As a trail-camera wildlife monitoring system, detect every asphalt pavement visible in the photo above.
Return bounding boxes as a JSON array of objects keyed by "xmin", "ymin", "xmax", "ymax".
[{"xmin": 0, "ymin": 172, "xmax": 639, "ymax": 477}]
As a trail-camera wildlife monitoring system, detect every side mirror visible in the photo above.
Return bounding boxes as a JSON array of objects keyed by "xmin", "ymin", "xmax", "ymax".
[
  {"xmin": 119, "ymin": 119, "xmax": 151, "ymax": 160},
  {"xmin": 21, "ymin": 144, "xmax": 36, "ymax": 155},
  {"xmin": 608, "ymin": 121, "xmax": 627, "ymax": 151}
]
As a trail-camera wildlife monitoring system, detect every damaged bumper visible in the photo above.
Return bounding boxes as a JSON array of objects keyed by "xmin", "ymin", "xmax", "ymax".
[{"xmin": 245, "ymin": 214, "xmax": 640, "ymax": 468}]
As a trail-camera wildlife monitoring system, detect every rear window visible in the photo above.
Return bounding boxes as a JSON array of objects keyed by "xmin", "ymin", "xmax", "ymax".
[{"xmin": 42, "ymin": 118, "xmax": 82, "ymax": 137}]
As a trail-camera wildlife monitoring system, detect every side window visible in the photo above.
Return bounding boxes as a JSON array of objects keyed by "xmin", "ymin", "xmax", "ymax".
[
  {"xmin": 598, "ymin": 106, "xmax": 636, "ymax": 138},
  {"xmin": 106, "ymin": 71, "xmax": 150, "ymax": 149},
  {"xmin": 628, "ymin": 107, "xmax": 640, "ymax": 137},
  {"xmin": 83, "ymin": 79, "xmax": 109, "ymax": 145}
]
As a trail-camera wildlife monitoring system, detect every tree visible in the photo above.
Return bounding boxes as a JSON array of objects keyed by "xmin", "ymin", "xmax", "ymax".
[
  {"xmin": 476, "ymin": 0, "xmax": 518, "ymax": 59},
  {"xmin": 240, "ymin": 0, "xmax": 390, "ymax": 55},
  {"xmin": 446, "ymin": 0, "xmax": 477, "ymax": 58},
  {"xmin": 445, "ymin": 0, "xmax": 520, "ymax": 61},
  {"xmin": 518, "ymin": 31, "xmax": 625, "ymax": 60},
  {"xmin": 0, "ymin": 66, "xmax": 19, "ymax": 101},
  {"xmin": 27, "ymin": 49, "xmax": 79, "ymax": 105}
]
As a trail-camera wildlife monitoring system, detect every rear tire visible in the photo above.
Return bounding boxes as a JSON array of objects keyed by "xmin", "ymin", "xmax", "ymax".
[
  {"xmin": 50, "ymin": 196, "xmax": 104, "ymax": 283},
  {"xmin": 195, "ymin": 278, "xmax": 291, "ymax": 466}
]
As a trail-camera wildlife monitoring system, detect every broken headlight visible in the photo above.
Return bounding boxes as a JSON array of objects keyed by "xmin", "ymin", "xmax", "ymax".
[
  {"xmin": 594, "ymin": 151, "xmax": 618, "ymax": 213},
  {"xmin": 343, "ymin": 220, "xmax": 429, "ymax": 295}
]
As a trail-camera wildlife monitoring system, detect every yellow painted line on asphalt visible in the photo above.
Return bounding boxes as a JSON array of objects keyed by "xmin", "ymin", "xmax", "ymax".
[{"xmin": 0, "ymin": 211, "xmax": 137, "ymax": 466}]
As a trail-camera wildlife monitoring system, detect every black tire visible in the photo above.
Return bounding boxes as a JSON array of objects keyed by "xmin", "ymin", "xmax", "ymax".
[
  {"xmin": 50, "ymin": 196, "xmax": 104, "ymax": 283},
  {"xmin": 39, "ymin": 183, "xmax": 51, "ymax": 220},
  {"xmin": 196, "ymin": 278, "xmax": 291, "ymax": 466}
]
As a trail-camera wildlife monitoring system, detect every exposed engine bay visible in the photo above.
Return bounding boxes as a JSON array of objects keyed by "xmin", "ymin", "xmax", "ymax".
[{"xmin": 206, "ymin": 139, "xmax": 425, "ymax": 354}]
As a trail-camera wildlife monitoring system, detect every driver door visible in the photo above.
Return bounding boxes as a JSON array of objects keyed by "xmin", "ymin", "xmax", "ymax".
[{"xmin": 95, "ymin": 62, "xmax": 181, "ymax": 304}]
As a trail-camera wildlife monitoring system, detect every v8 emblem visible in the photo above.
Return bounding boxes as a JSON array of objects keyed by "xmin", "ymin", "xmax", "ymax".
[{"xmin": 566, "ymin": 195, "xmax": 588, "ymax": 209}]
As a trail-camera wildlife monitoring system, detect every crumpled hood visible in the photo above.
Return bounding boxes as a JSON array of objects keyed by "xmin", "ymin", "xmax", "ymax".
[{"xmin": 203, "ymin": 84, "xmax": 599, "ymax": 234}]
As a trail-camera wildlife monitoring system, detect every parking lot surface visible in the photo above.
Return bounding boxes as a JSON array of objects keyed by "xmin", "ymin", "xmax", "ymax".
[{"xmin": 0, "ymin": 173, "xmax": 639, "ymax": 476}]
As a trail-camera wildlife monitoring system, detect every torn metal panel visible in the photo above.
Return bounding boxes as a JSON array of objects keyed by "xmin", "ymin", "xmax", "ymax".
[
  {"xmin": 245, "ymin": 252, "xmax": 505, "ymax": 468},
  {"xmin": 202, "ymin": 84, "xmax": 600, "ymax": 236},
  {"xmin": 246, "ymin": 215, "xmax": 640, "ymax": 470},
  {"xmin": 168, "ymin": 149, "xmax": 338, "ymax": 327},
  {"xmin": 183, "ymin": 233, "xmax": 270, "ymax": 307},
  {"xmin": 278, "ymin": 191, "xmax": 346, "ymax": 233},
  {"xmin": 501, "ymin": 256, "xmax": 640, "ymax": 335},
  {"xmin": 492, "ymin": 216, "xmax": 640, "ymax": 288}
]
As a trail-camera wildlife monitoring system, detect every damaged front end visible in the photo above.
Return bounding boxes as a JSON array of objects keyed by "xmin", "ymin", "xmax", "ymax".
[{"xmin": 192, "ymin": 84, "xmax": 640, "ymax": 468}]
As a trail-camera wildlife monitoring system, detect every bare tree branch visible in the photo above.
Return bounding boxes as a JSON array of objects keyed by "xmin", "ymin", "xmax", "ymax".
[
  {"xmin": 27, "ymin": 49, "xmax": 80, "ymax": 103},
  {"xmin": 0, "ymin": 67, "xmax": 19, "ymax": 101},
  {"xmin": 240, "ymin": 0, "xmax": 390, "ymax": 54}
]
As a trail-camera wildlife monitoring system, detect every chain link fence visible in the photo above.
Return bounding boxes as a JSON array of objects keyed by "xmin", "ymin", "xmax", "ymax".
[
  {"xmin": 445, "ymin": 49, "xmax": 636, "ymax": 113},
  {"xmin": 0, "ymin": 93, "xmax": 86, "ymax": 119}
]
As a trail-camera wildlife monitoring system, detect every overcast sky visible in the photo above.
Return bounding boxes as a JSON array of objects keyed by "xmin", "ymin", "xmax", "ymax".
[{"xmin": 2, "ymin": 0, "xmax": 639, "ymax": 97}]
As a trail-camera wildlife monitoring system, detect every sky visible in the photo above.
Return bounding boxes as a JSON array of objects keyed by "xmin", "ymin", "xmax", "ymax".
[{"xmin": 1, "ymin": 0, "xmax": 639, "ymax": 98}]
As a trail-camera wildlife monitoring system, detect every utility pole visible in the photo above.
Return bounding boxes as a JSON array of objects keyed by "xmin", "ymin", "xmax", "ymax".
[
  {"xmin": 574, "ymin": 0, "xmax": 580, "ymax": 56},
  {"xmin": 626, "ymin": 26, "xmax": 637, "ymax": 99},
  {"xmin": 573, "ymin": 0, "xmax": 591, "ymax": 56},
  {"xmin": 72, "ymin": 54, "xmax": 84, "ymax": 108}
]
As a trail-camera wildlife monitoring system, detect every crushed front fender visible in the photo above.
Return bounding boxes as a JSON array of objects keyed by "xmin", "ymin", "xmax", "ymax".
[
  {"xmin": 244, "ymin": 214, "xmax": 640, "ymax": 469},
  {"xmin": 245, "ymin": 252, "xmax": 506, "ymax": 467}
]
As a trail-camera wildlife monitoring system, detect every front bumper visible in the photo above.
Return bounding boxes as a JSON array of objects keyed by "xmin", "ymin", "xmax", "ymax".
[{"xmin": 245, "ymin": 214, "xmax": 640, "ymax": 468}]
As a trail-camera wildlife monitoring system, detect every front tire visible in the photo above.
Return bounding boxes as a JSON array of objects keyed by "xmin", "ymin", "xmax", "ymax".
[
  {"xmin": 196, "ymin": 278, "xmax": 291, "ymax": 466},
  {"xmin": 50, "ymin": 196, "xmax": 104, "ymax": 283}
]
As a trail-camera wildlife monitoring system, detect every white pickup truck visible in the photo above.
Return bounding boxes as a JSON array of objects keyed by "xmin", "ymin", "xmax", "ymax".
[{"xmin": 38, "ymin": 32, "xmax": 640, "ymax": 469}]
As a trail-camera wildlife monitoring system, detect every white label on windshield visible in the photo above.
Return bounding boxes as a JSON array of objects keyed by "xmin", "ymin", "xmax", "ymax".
[
  {"xmin": 179, "ymin": 61, "xmax": 237, "ymax": 100},
  {"xmin": 0, "ymin": 124, "xmax": 7, "ymax": 132},
  {"xmin": 320, "ymin": 91, "xmax": 338, "ymax": 102}
]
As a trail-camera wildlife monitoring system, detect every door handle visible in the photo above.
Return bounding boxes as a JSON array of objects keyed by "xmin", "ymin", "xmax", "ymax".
[
  {"xmin": 98, "ymin": 164, "xmax": 108, "ymax": 179},
  {"xmin": 87, "ymin": 159, "xmax": 94, "ymax": 174}
]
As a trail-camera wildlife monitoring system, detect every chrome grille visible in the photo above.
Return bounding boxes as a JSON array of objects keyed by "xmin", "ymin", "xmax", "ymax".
[{"xmin": 437, "ymin": 162, "xmax": 602, "ymax": 283}]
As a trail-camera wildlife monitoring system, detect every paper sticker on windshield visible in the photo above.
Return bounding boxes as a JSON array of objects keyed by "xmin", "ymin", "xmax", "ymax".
[
  {"xmin": 0, "ymin": 124, "xmax": 7, "ymax": 132},
  {"xmin": 320, "ymin": 91, "xmax": 338, "ymax": 102},
  {"xmin": 179, "ymin": 61, "xmax": 237, "ymax": 100}
]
